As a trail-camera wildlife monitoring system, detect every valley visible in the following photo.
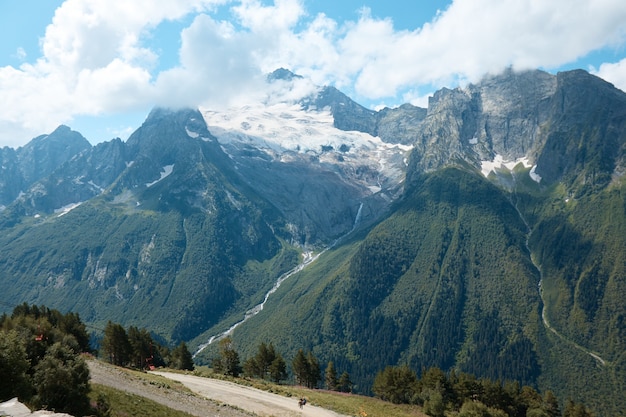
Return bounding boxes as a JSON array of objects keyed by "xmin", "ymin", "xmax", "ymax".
[{"xmin": 0, "ymin": 67, "xmax": 625, "ymax": 416}]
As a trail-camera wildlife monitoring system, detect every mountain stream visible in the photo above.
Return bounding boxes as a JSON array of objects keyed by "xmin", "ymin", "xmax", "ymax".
[
  {"xmin": 194, "ymin": 203, "xmax": 364, "ymax": 357},
  {"xmin": 509, "ymin": 183, "xmax": 607, "ymax": 367}
]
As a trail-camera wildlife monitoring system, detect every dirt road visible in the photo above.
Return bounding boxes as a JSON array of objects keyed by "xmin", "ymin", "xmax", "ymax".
[
  {"xmin": 88, "ymin": 360, "xmax": 253, "ymax": 417},
  {"xmin": 152, "ymin": 371, "xmax": 349, "ymax": 417}
]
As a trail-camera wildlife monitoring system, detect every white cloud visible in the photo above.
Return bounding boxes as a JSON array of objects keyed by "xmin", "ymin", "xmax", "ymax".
[
  {"xmin": 592, "ymin": 58, "xmax": 626, "ymax": 93},
  {"xmin": 1, "ymin": 0, "xmax": 626, "ymax": 148},
  {"xmin": 331, "ymin": 0, "xmax": 626, "ymax": 99},
  {"xmin": 15, "ymin": 48, "xmax": 27, "ymax": 61},
  {"xmin": 0, "ymin": 0, "xmax": 229, "ymax": 147}
]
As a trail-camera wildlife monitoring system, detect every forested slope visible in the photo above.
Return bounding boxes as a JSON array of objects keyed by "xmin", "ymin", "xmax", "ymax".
[{"xmin": 220, "ymin": 166, "xmax": 626, "ymax": 416}]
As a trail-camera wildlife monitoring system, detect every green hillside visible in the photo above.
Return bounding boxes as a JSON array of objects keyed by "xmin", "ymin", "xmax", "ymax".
[
  {"xmin": 215, "ymin": 167, "xmax": 625, "ymax": 416},
  {"xmin": 0, "ymin": 193, "xmax": 295, "ymax": 344}
]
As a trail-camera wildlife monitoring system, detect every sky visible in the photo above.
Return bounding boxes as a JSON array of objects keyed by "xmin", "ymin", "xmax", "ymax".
[{"xmin": 1, "ymin": 0, "xmax": 625, "ymax": 148}]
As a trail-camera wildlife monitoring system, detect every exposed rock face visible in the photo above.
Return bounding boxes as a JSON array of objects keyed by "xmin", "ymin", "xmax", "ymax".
[
  {"xmin": 406, "ymin": 69, "xmax": 557, "ymax": 174},
  {"xmin": 0, "ymin": 126, "xmax": 90, "ymax": 207},
  {"xmin": 375, "ymin": 103, "xmax": 427, "ymax": 145},
  {"xmin": 405, "ymin": 68, "xmax": 626, "ymax": 197},
  {"xmin": 17, "ymin": 125, "xmax": 91, "ymax": 185},
  {"xmin": 470, "ymin": 68, "xmax": 557, "ymax": 160},
  {"xmin": 535, "ymin": 70, "xmax": 626, "ymax": 189},
  {"xmin": 304, "ymin": 86, "xmax": 379, "ymax": 135},
  {"xmin": 0, "ymin": 147, "xmax": 21, "ymax": 207}
]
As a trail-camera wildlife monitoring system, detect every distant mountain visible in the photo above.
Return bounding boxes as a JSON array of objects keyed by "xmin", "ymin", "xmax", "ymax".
[
  {"xmin": 0, "ymin": 68, "xmax": 624, "ymax": 416},
  {"xmin": 0, "ymin": 125, "xmax": 90, "ymax": 209}
]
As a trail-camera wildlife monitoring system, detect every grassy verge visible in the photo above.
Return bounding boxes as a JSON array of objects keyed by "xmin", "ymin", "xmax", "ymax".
[
  {"xmin": 89, "ymin": 384, "xmax": 195, "ymax": 417},
  {"xmin": 189, "ymin": 367, "xmax": 427, "ymax": 417}
]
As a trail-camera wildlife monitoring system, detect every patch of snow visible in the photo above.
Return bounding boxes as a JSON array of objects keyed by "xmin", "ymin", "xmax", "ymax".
[
  {"xmin": 469, "ymin": 137, "xmax": 478, "ymax": 145},
  {"xmin": 480, "ymin": 155, "xmax": 532, "ymax": 177},
  {"xmin": 55, "ymin": 202, "xmax": 83, "ymax": 217},
  {"xmin": 146, "ymin": 164, "xmax": 174, "ymax": 187},
  {"xmin": 201, "ymin": 103, "xmax": 410, "ymax": 156},
  {"xmin": 186, "ymin": 127, "xmax": 199, "ymax": 138},
  {"xmin": 529, "ymin": 165, "xmax": 542, "ymax": 183},
  {"xmin": 88, "ymin": 180, "xmax": 105, "ymax": 193},
  {"xmin": 114, "ymin": 284, "xmax": 124, "ymax": 300},
  {"xmin": 200, "ymin": 102, "xmax": 412, "ymax": 192},
  {"xmin": 34, "ymin": 214, "xmax": 40, "ymax": 218},
  {"xmin": 225, "ymin": 190, "xmax": 242, "ymax": 210}
]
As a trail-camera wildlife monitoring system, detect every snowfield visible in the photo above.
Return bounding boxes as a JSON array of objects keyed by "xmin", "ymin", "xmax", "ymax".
[{"xmin": 200, "ymin": 102, "xmax": 412, "ymax": 193}]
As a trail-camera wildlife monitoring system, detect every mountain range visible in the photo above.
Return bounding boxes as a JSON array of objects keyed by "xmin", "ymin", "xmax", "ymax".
[{"xmin": 0, "ymin": 68, "xmax": 624, "ymax": 416}]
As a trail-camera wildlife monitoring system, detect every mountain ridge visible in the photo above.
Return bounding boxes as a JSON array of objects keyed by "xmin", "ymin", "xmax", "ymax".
[{"xmin": 0, "ymin": 67, "xmax": 624, "ymax": 415}]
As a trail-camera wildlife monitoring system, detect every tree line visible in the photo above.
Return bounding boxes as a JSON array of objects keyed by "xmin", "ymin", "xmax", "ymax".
[
  {"xmin": 372, "ymin": 365, "xmax": 594, "ymax": 417},
  {"xmin": 0, "ymin": 303, "xmax": 93, "ymax": 416},
  {"xmin": 100, "ymin": 321, "xmax": 194, "ymax": 371},
  {"xmin": 212, "ymin": 336, "xmax": 353, "ymax": 392},
  {"xmin": 0, "ymin": 304, "xmax": 597, "ymax": 417},
  {"xmin": 0, "ymin": 304, "xmax": 195, "ymax": 416}
]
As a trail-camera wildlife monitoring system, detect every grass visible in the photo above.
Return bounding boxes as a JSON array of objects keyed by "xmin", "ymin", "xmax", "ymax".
[{"xmin": 89, "ymin": 384, "xmax": 195, "ymax": 417}]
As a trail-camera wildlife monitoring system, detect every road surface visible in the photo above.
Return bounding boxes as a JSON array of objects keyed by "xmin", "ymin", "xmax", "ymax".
[
  {"xmin": 89, "ymin": 360, "xmax": 252, "ymax": 417},
  {"xmin": 152, "ymin": 371, "xmax": 348, "ymax": 417}
]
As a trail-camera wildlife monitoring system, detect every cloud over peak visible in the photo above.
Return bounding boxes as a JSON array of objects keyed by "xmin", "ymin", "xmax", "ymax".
[{"xmin": 1, "ymin": 0, "xmax": 625, "ymax": 147}]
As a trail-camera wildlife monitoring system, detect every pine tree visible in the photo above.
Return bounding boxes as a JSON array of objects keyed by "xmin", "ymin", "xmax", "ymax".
[
  {"xmin": 213, "ymin": 336, "xmax": 241, "ymax": 377},
  {"xmin": 292, "ymin": 349, "xmax": 321, "ymax": 388},
  {"xmin": 170, "ymin": 342, "xmax": 195, "ymax": 371},
  {"xmin": 256, "ymin": 342, "xmax": 275, "ymax": 377},
  {"xmin": 543, "ymin": 390, "xmax": 561, "ymax": 417},
  {"xmin": 306, "ymin": 351, "xmax": 321, "ymax": 388},
  {"xmin": 243, "ymin": 356, "xmax": 260, "ymax": 378},
  {"xmin": 325, "ymin": 361, "xmax": 338, "ymax": 391},
  {"xmin": 101, "ymin": 321, "xmax": 131, "ymax": 366},
  {"xmin": 338, "ymin": 371, "xmax": 353, "ymax": 393},
  {"xmin": 372, "ymin": 365, "xmax": 418, "ymax": 404},
  {"xmin": 127, "ymin": 326, "xmax": 153, "ymax": 369},
  {"xmin": 269, "ymin": 354, "xmax": 288, "ymax": 383},
  {"xmin": 292, "ymin": 349, "xmax": 308, "ymax": 385},
  {"xmin": 563, "ymin": 400, "xmax": 593, "ymax": 417}
]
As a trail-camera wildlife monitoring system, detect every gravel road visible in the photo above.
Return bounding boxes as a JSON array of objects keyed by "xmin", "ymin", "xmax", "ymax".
[
  {"xmin": 88, "ymin": 360, "xmax": 254, "ymax": 417},
  {"xmin": 152, "ymin": 371, "xmax": 350, "ymax": 417}
]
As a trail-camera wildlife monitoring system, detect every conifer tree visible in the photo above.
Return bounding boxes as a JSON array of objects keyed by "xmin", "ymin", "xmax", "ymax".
[
  {"xmin": 269, "ymin": 353, "xmax": 288, "ymax": 383},
  {"xmin": 543, "ymin": 390, "xmax": 561, "ymax": 417},
  {"xmin": 101, "ymin": 321, "xmax": 130, "ymax": 366},
  {"xmin": 213, "ymin": 336, "xmax": 241, "ymax": 376},
  {"xmin": 325, "ymin": 361, "xmax": 338, "ymax": 391},
  {"xmin": 372, "ymin": 365, "xmax": 418, "ymax": 404},
  {"xmin": 306, "ymin": 351, "xmax": 321, "ymax": 388},
  {"xmin": 338, "ymin": 371, "xmax": 353, "ymax": 393},
  {"xmin": 127, "ymin": 326, "xmax": 153, "ymax": 369},
  {"xmin": 292, "ymin": 349, "xmax": 309, "ymax": 386},
  {"xmin": 563, "ymin": 400, "xmax": 593, "ymax": 417},
  {"xmin": 292, "ymin": 349, "xmax": 321, "ymax": 388},
  {"xmin": 170, "ymin": 341, "xmax": 195, "ymax": 371}
]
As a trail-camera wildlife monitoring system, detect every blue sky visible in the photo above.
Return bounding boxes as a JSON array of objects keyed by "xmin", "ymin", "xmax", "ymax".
[{"xmin": 1, "ymin": 0, "xmax": 625, "ymax": 147}]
